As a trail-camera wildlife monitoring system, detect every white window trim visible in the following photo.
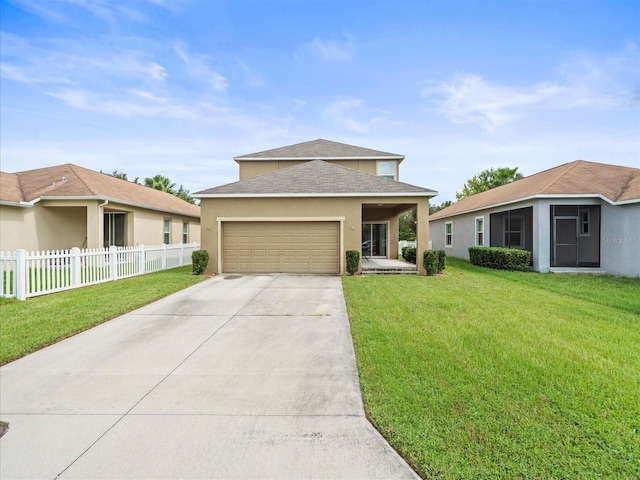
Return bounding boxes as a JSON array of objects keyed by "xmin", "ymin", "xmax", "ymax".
[
  {"xmin": 445, "ymin": 221, "xmax": 453, "ymax": 248},
  {"xmin": 182, "ymin": 221, "xmax": 189, "ymax": 243},
  {"xmin": 475, "ymin": 216, "xmax": 485, "ymax": 246},
  {"xmin": 377, "ymin": 160, "xmax": 396, "ymax": 180},
  {"xmin": 163, "ymin": 218, "xmax": 171, "ymax": 245}
]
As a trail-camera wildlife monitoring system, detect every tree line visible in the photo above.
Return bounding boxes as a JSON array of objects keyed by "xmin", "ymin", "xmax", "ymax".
[{"xmin": 108, "ymin": 171, "xmax": 197, "ymax": 205}]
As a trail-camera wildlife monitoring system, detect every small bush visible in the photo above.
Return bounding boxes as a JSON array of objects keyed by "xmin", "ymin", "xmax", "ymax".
[
  {"xmin": 468, "ymin": 246, "xmax": 531, "ymax": 271},
  {"xmin": 423, "ymin": 250, "xmax": 439, "ymax": 276},
  {"xmin": 346, "ymin": 250, "xmax": 360, "ymax": 275},
  {"xmin": 402, "ymin": 246, "xmax": 417, "ymax": 264},
  {"xmin": 192, "ymin": 250, "xmax": 210, "ymax": 275},
  {"xmin": 436, "ymin": 250, "xmax": 446, "ymax": 273}
]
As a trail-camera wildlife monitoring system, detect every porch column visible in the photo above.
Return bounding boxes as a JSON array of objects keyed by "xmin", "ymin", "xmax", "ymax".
[
  {"xmin": 533, "ymin": 201, "xmax": 551, "ymax": 272},
  {"xmin": 416, "ymin": 198, "xmax": 429, "ymax": 275},
  {"xmin": 86, "ymin": 201, "xmax": 101, "ymax": 249}
]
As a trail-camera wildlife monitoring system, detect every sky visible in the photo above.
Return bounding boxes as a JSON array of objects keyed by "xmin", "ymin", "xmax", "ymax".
[{"xmin": 1, "ymin": 0, "xmax": 639, "ymax": 203}]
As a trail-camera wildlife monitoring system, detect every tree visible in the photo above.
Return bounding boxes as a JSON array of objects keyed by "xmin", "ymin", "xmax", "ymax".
[
  {"xmin": 456, "ymin": 167, "xmax": 523, "ymax": 200},
  {"xmin": 175, "ymin": 184, "xmax": 197, "ymax": 205},
  {"xmin": 110, "ymin": 170, "xmax": 140, "ymax": 184},
  {"xmin": 144, "ymin": 175, "xmax": 177, "ymax": 194},
  {"xmin": 429, "ymin": 200, "xmax": 453, "ymax": 215},
  {"xmin": 399, "ymin": 210, "xmax": 416, "ymax": 241}
]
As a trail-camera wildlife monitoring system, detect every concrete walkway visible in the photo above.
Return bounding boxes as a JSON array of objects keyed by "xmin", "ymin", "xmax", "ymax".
[{"xmin": 0, "ymin": 274, "xmax": 419, "ymax": 479}]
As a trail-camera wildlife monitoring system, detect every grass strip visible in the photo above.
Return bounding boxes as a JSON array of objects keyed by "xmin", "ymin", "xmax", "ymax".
[
  {"xmin": 0, "ymin": 266, "xmax": 207, "ymax": 365},
  {"xmin": 343, "ymin": 259, "xmax": 640, "ymax": 479}
]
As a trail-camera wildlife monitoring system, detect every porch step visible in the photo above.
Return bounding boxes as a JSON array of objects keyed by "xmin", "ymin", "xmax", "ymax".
[{"xmin": 362, "ymin": 268, "xmax": 418, "ymax": 275}]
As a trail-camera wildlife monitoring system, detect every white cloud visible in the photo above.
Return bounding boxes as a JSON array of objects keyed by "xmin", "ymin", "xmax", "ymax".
[
  {"xmin": 325, "ymin": 97, "xmax": 373, "ymax": 133},
  {"xmin": 173, "ymin": 41, "xmax": 228, "ymax": 91},
  {"xmin": 424, "ymin": 47, "xmax": 640, "ymax": 131},
  {"xmin": 305, "ymin": 36, "xmax": 353, "ymax": 62}
]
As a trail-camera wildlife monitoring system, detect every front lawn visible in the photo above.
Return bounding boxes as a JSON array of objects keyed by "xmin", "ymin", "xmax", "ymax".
[
  {"xmin": 342, "ymin": 258, "xmax": 640, "ymax": 479},
  {"xmin": 0, "ymin": 266, "xmax": 208, "ymax": 365}
]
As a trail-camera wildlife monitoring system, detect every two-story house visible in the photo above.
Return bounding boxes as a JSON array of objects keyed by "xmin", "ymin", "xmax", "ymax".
[{"xmin": 195, "ymin": 139, "xmax": 437, "ymax": 275}]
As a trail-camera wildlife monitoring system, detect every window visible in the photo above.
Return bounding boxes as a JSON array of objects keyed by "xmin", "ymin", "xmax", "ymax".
[
  {"xmin": 377, "ymin": 161, "xmax": 396, "ymax": 180},
  {"xmin": 164, "ymin": 219, "xmax": 171, "ymax": 244},
  {"xmin": 103, "ymin": 213, "xmax": 126, "ymax": 247},
  {"xmin": 182, "ymin": 222, "xmax": 189, "ymax": 243},
  {"xmin": 445, "ymin": 222, "xmax": 453, "ymax": 247},
  {"xmin": 579, "ymin": 209, "xmax": 590, "ymax": 236},
  {"xmin": 475, "ymin": 217, "xmax": 484, "ymax": 246},
  {"xmin": 504, "ymin": 215, "xmax": 524, "ymax": 248}
]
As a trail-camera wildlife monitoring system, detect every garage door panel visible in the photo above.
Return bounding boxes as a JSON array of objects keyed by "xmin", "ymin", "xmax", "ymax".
[{"xmin": 223, "ymin": 222, "xmax": 339, "ymax": 274}]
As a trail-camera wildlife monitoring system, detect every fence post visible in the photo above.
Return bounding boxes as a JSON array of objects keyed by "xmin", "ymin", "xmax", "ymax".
[
  {"xmin": 162, "ymin": 244, "xmax": 167, "ymax": 270},
  {"xmin": 179, "ymin": 243, "xmax": 184, "ymax": 267},
  {"xmin": 138, "ymin": 244, "xmax": 145, "ymax": 275},
  {"xmin": 109, "ymin": 245, "xmax": 118, "ymax": 280},
  {"xmin": 71, "ymin": 247, "xmax": 81, "ymax": 288},
  {"xmin": 15, "ymin": 249, "xmax": 26, "ymax": 301}
]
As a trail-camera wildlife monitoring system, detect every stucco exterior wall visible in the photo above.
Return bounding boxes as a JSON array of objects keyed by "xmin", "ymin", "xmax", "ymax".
[
  {"xmin": 200, "ymin": 195, "xmax": 429, "ymax": 275},
  {"xmin": 238, "ymin": 159, "xmax": 395, "ymax": 180},
  {"xmin": 600, "ymin": 202, "xmax": 640, "ymax": 277},
  {"xmin": 0, "ymin": 200, "xmax": 200, "ymax": 252}
]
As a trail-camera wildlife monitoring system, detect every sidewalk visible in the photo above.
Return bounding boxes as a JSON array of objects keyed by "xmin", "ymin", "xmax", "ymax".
[{"xmin": 0, "ymin": 274, "xmax": 419, "ymax": 479}]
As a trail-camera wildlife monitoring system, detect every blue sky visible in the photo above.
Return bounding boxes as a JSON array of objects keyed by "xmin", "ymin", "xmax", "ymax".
[{"xmin": 1, "ymin": 0, "xmax": 638, "ymax": 203}]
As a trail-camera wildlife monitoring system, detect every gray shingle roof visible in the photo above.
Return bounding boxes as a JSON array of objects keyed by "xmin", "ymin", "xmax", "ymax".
[
  {"xmin": 196, "ymin": 160, "xmax": 436, "ymax": 197},
  {"xmin": 430, "ymin": 160, "xmax": 640, "ymax": 220},
  {"xmin": 234, "ymin": 139, "xmax": 404, "ymax": 162}
]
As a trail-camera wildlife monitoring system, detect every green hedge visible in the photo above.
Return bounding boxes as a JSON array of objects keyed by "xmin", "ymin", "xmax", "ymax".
[
  {"xmin": 346, "ymin": 250, "xmax": 360, "ymax": 275},
  {"xmin": 402, "ymin": 246, "xmax": 417, "ymax": 264},
  {"xmin": 192, "ymin": 250, "xmax": 210, "ymax": 275},
  {"xmin": 468, "ymin": 246, "xmax": 531, "ymax": 271},
  {"xmin": 422, "ymin": 250, "xmax": 446, "ymax": 276}
]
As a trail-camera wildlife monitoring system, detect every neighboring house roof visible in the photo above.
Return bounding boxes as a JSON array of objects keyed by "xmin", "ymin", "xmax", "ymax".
[
  {"xmin": 431, "ymin": 160, "xmax": 640, "ymax": 220},
  {"xmin": 196, "ymin": 160, "xmax": 436, "ymax": 197},
  {"xmin": 0, "ymin": 164, "xmax": 200, "ymax": 218},
  {"xmin": 234, "ymin": 139, "xmax": 405, "ymax": 162}
]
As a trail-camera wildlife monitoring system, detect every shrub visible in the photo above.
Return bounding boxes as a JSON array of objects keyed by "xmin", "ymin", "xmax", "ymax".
[
  {"xmin": 423, "ymin": 250, "xmax": 439, "ymax": 276},
  {"xmin": 436, "ymin": 249, "xmax": 446, "ymax": 273},
  {"xmin": 346, "ymin": 250, "xmax": 360, "ymax": 275},
  {"xmin": 402, "ymin": 246, "xmax": 417, "ymax": 264},
  {"xmin": 468, "ymin": 246, "xmax": 531, "ymax": 271},
  {"xmin": 191, "ymin": 250, "xmax": 210, "ymax": 275}
]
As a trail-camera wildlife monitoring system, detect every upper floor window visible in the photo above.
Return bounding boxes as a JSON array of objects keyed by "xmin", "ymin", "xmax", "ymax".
[
  {"xmin": 445, "ymin": 222, "xmax": 453, "ymax": 247},
  {"xmin": 377, "ymin": 161, "xmax": 396, "ymax": 180}
]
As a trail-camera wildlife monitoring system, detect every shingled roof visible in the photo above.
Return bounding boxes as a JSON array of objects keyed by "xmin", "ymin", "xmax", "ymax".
[
  {"xmin": 234, "ymin": 139, "xmax": 404, "ymax": 162},
  {"xmin": 1, "ymin": 164, "xmax": 200, "ymax": 217},
  {"xmin": 431, "ymin": 160, "xmax": 640, "ymax": 220},
  {"xmin": 196, "ymin": 160, "xmax": 436, "ymax": 197}
]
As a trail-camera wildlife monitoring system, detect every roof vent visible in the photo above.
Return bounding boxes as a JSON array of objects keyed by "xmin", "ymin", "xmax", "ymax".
[{"xmin": 61, "ymin": 176, "xmax": 67, "ymax": 182}]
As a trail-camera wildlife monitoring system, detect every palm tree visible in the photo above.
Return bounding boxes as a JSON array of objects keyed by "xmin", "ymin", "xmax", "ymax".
[{"xmin": 144, "ymin": 175, "xmax": 176, "ymax": 194}]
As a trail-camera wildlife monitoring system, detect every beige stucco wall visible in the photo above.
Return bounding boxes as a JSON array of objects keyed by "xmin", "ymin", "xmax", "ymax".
[
  {"xmin": 238, "ymin": 159, "xmax": 396, "ymax": 180},
  {"xmin": 200, "ymin": 195, "xmax": 429, "ymax": 275},
  {"xmin": 0, "ymin": 200, "xmax": 200, "ymax": 252}
]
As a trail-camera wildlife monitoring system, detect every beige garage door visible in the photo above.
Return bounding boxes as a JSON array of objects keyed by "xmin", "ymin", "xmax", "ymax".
[{"xmin": 223, "ymin": 221, "xmax": 340, "ymax": 274}]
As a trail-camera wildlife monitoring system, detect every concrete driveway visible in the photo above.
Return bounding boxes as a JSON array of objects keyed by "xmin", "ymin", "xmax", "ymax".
[{"xmin": 0, "ymin": 274, "xmax": 419, "ymax": 479}]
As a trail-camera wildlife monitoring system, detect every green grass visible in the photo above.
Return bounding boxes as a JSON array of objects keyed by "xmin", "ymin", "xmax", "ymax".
[
  {"xmin": 0, "ymin": 266, "xmax": 207, "ymax": 365},
  {"xmin": 343, "ymin": 258, "xmax": 640, "ymax": 479}
]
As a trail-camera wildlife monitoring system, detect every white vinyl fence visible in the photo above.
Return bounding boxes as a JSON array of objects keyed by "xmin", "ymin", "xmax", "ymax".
[{"xmin": 0, "ymin": 243, "xmax": 200, "ymax": 301}]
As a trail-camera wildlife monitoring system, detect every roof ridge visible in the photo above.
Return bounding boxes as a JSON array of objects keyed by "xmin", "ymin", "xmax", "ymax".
[
  {"xmin": 538, "ymin": 160, "xmax": 583, "ymax": 194},
  {"xmin": 67, "ymin": 163, "xmax": 100, "ymax": 195}
]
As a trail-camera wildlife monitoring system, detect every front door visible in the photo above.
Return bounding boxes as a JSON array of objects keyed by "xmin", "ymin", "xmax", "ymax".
[
  {"xmin": 554, "ymin": 218, "xmax": 578, "ymax": 267},
  {"xmin": 362, "ymin": 223, "xmax": 387, "ymax": 258}
]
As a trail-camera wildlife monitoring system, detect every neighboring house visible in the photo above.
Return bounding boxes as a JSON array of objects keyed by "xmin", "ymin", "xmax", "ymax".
[
  {"xmin": 195, "ymin": 139, "xmax": 437, "ymax": 275},
  {"xmin": 430, "ymin": 160, "xmax": 640, "ymax": 277},
  {"xmin": 0, "ymin": 163, "xmax": 201, "ymax": 252}
]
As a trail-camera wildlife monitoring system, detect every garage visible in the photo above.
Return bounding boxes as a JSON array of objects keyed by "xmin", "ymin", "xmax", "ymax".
[{"xmin": 222, "ymin": 221, "xmax": 340, "ymax": 274}]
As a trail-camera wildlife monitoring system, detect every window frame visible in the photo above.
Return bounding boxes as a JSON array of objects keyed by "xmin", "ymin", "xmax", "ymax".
[
  {"xmin": 377, "ymin": 160, "xmax": 396, "ymax": 180},
  {"xmin": 445, "ymin": 221, "xmax": 453, "ymax": 248},
  {"xmin": 579, "ymin": 208, "xmax": 590, "ymax": 237},
  {"xmin": 163, "ymin": 218, "xmax": 171, "ymax": 245},
  {"xmin": 503, "ymin": 215, "xmax": 525, "ymax": 249},
  {"xmin": 475, "ymin": 216, "xmax": 485, "ymax": 246},
  {"xmin": 182, "ymin": 221, "xmax": 189, "ymax": 243}
]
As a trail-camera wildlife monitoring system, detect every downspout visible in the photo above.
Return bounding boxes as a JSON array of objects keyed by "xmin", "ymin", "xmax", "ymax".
[{"xmin": 99, "ymin": 200, "xmax": 108, "ymax": 247}]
